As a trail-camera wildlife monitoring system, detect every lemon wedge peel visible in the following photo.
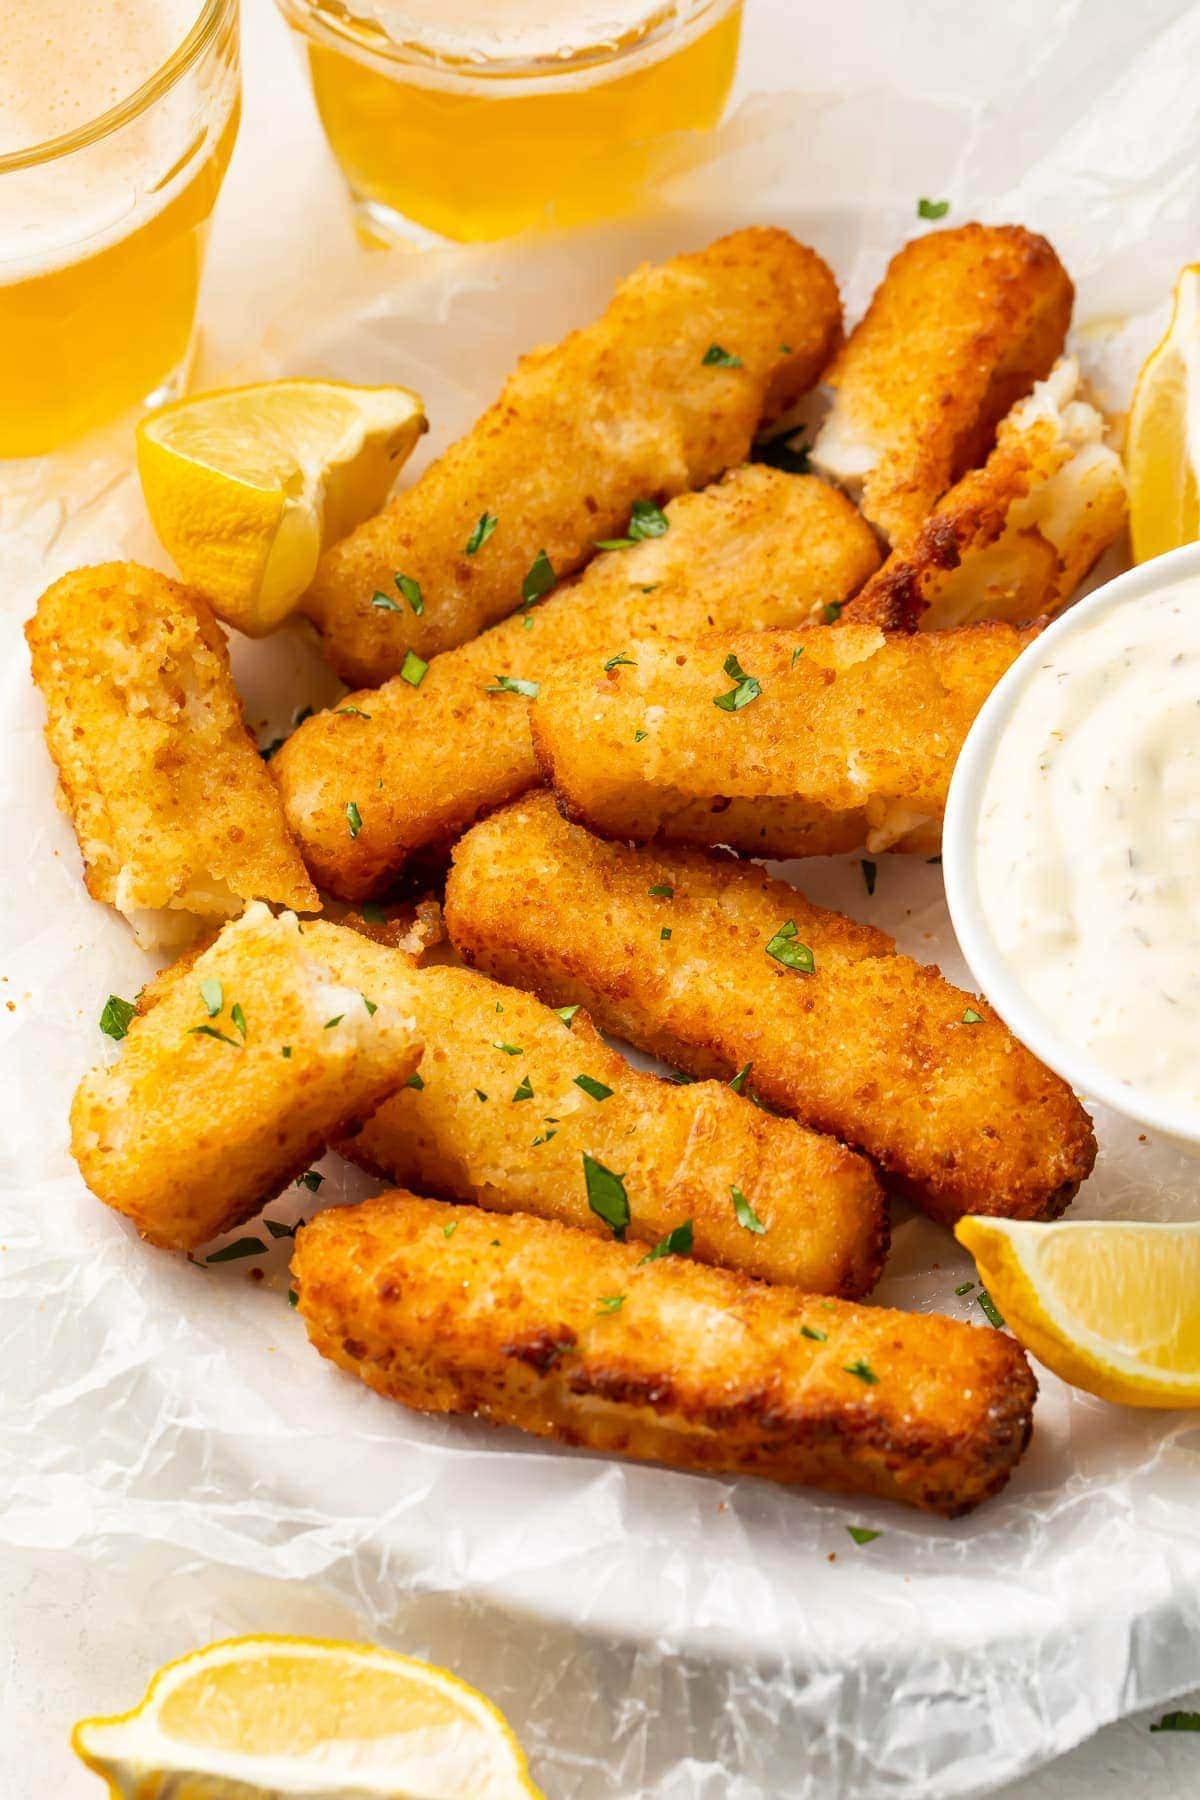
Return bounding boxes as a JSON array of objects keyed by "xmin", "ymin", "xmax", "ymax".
[
  {"xmin": 137, "ymin": 380, "xmax": 426, "ymax": 636},
  {"xmin": 1127, "ymin": 264, "xmax": 1200, "ymax": 564},
  {"xmin": 956, "ymin": 1216, "xmax": 1200, "ymax": 1409},
  {"xmin": 72, "ymin": 1633, "xmax": 543, "ymax": 1800}
]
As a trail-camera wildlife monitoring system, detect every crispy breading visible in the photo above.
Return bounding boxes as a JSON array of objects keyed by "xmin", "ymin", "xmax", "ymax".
[
  {"xmin": 26, "ymin": 563, "xmax": 318, "ymax": 950},
  {"xmin": 531, "ymin": 620, "xmax": 1034, "ymax": 858},
  {"xmin": 294, "ymin": 923, "xmax": 886, "ymax": 1296},
  {"xmin": 293, "ymin": 1194, "xmax": 1037, "ymax": 1516},
  {"xmin": 444, "ymin": 795, "xmax": 1097, "ymax": 1225},
  {"xmin": 70, "ymin": 905, "xmax": 421, "ymax": 1251},
  {"xmin": 299, "ymin": 230, "xmax": 843, "ymax": 686},
  {"xmin": 274, "ymin": 468, "xmax": 880, "ymax": 898},
  {"xmin": 842, "ymin": 358, "xmax": 1128, "ymax": 631},
  {"xmin": 811, "ymin": 224, "xmax": 1073, "ymax": 546}
]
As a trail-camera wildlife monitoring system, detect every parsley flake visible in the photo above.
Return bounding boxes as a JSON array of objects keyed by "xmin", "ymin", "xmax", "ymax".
[
  {"xmin": 512, "ymin": 1074, "xmax": 535, "ymax": 1102},
  {"xmin": 918, "ymin": 196, "xmax": 950, "ymax": 219},
  {"xmin": 200, "ymin": 978, "xmax": 223, "ymax": 1017},
  {"xmin": 99, "ymin": 994, "xmax": 137, "ymax": 1041},
  {"xmin": 597, "ymin": 1293, "xmax": 626, "ymax": 1314},
  {"xmin": 287, "ymin": 1288, "xmax": 299, "ymax": 1307},
  {"xmin": 487, "ymin": 674, "xmax": 539, "ymax": 698},
  {"xmin": 752, "ymin": 429, "xmax": 810, "ymax": 475},
  {"xmin": 324, "ymin": 1015, "xmax": 344, "ymax": 1030},
  {"xmin": 713, "ymin": 651, "xmax": 762, "ymax": 712},
  {"xmin": 648, "ymin": 882, "xmax": 674, "ymax": 898},
  {"xmin": 595, "ymin": 499, "xmax": 670, "ymax": 550},
  {"xmin": 522, "ymin": 548, "xmax": 556, "ymax": 604},
  {"xmin": 634, "ymin": 729, "xmax": 648, "ymax": 743},
  {"xmin": 1151, "ymin": 1712, "xmax": 1200, "ymax": 1732},
  {"xmin": 862, "ymin": 859, "xmax": 877, "ymax": 897},
  {"xmin": 346, "ymin": 800, "xmax": 363, "ymax": 838},
  {"xmin": 574, "ymin": 1073, "xmax": 613, "ymax": 1101},
  {"xmin": 604, "ymin": 653, "xmax": 636, "ymax": 671},
  {"xmin": 444, "ymin": 1220, "xmax": 458, "ymax": 1239},
  {"xmin": 954, "ymin": 1281, "xmax": 976, "ymax": 1296},
  {"xmin": 298, "ymin": 1170, "xmax": 324, "ymax": 1193},
  {"xmin": 405, "ymin": 1071, "xmax": 425, "ymax": 1091},
  {"xmin": 660, "ymin": 926, "xmax": 672, "ymax": 941},
  {"xmin": 230, "ymin": 1002, "xmax": 247, "ymax": 1040},
  {"xmin": 961, "ymin": 1007, "xmax": 983, "ymax": 1025},
  {"xmin": 823, "ymin": 600, "xmax": 844, "ymax": 624},
  {"xmin": 400, "ymin": 649, "xmax": 428, "ymax": 688},
  {"xmin": 583, "ymin": 1153, "xmax": 630, "ymax": 1238},
  {"xmin": 640, "ymin": 1220, "xmax": 693, "ymax": 1263},
  {"xmin": 337, "ymin": 705, "xmax": 371, "ymax": 720},
  {"xmin": 475, "ymin": 1089, "xmax": 488, "ymax": 1102},
  {"xmin": 394, "ymin": 573, "xmax": 423, "ymax": 614},
  {"xmin": 361, "ymin": 995, "xmax": 377, "ymax": 1016},
  {"xmin": 189, "ymin": 1025, "xmax": 242, "ymax": 1048},
  {"xmin": 702, "ymin": 343, "xmax": 742, "ymax": 367},
  {"xmin": 765, "ymin": 920, "xmax": 815, "ymax": 974},
  {"xmin": 371, "ymin": 590, "xmax": 401, "ymax": 612},
  {"xmin": 847, "ymin": 1526, "xmax": 881, "ymax": 1545},
  {"xmin": 206, "ymin": 1237, "xmax": 266, "ymax": 1263},
  {"xmin": 466, "ymin": 511, "xmax": 498, "ymax": 555},
  {"xmin": 976, "ymin": 1287, "xmax": 1006, "ymax": 1328},
  {"xmin": 844, "ymin": 1357, "xmax": 879, "ymax": 1384},
  {"xmin": 728, "ymin": 1061, "xmax": 752, "ymax": 1094},
  {"xmin": 493, "ymin": 1040, "xmax": 523, "ymax": 1055},
  {"xmin": 281, "ymin": 1045, "xmax": 292, "ymax": 1059},
  {"xmin": 732, "ymin": 1186, "xmax": 767, "ymax": 1235},
  {"xmin": 554, "ymin": 1005, "xmax": 581, "ymax": 1027},
  {"xmin": 801, "ymin": 1325, "xmax": 828, "ymax": 1342}
]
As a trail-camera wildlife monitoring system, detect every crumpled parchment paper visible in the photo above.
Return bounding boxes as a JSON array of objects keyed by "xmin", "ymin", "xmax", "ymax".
[{"xmin": 4, "ymin": 10, "xmax": 1200, "ymax": 1792}]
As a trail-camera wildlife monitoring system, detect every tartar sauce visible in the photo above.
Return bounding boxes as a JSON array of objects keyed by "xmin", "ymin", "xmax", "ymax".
[{"xmin": 975, "ymin": 579, "xmax": 1200, "ymax": 1113}]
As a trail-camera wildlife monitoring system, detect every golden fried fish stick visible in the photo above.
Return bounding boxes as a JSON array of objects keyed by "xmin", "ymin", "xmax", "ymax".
[
  {"xmin": 26, "ymin": 563, "xmax": 318, "ymax": 950},
  {"xmin": 300, "ymin": 229, "xmax": 843, "ymax": 685},
  {"xmin": 532, "ymin": 621, "xmax": 1034, "ymax": 858},
  {"xmin": 70, "ymin": 904, "xmax": 421, "ymax": 1251},
  {"xmin": 295, "ymin": 923, "xmax": 886, "ymax": 1296},
  {"xmin": 811, "ymin": 225, "xmax": 1073, "ymax": 546},
  {"xmin": 842, "ymin": 358, "xmax": 1128, "ymax": 631},
  {"xmin": 274, "ymin": 468, "xmax": 879, "ymax": 898},
  {"xmin": 294, "ymin": 1194, "xmax": 1037, "ymax": 1516},
  {"xmin": 445, "ymin": 795, "xmax": 1097, "ymax": 1225}
]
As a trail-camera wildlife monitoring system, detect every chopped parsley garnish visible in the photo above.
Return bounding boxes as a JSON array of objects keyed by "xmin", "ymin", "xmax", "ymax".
[
  {"xmin": 640, "ymin": 1220, "xmax": 694, "ymax": 1263},
  {"xmin": 595, "ymin": 498, "xmax": 670, "ymax": 550},
  {"xmin": 927, "ymin": 855, "xmax": 943, "ymax": 865},
  {"xmin": 801, "ymin": 1325, "xmax": 828, "ymax": 1341},
  {"xmin": 394, "ymin": 573, "xmax": 423, "ymax": 614},
  {"xmin": 954, "ymin": 1280, "xmax": 975, "ymax": 1296},
  {"xmin": 512, "ymin": 1074, "xmax": 534, "ymax": 1102},
  {"xmin": 846, "ymin": 1526, "xmax": 881, "ymax": 1546},
  {"xmin": 493, "ymin": 1040, "xmax": 523, "ymax": 1055},
  {"xmin": 713, "ymin": 651, "xmax": 762, "ymax": 712},
  {"xmin": 823, "ymin": 600, "xmax": 844, "ymax": 624},
  {"xmin": 1150, "ymin": 1713, "xmax": 1200, "ymax": 1732},
  {"xmin": 287, "ymin": 1288, "xmax": 299, "ymax": 1306},
  {"xmin": 346, "ymin": 800, "xmax": 363, "ymax": 838},
  {"xmin": 728, "ymin": 1061, "xmax": 752, "ymax": 1094},
  {"xmin": 640, "ymin": 584, "xmax": 658, "ymax": 594},
  {"xmin": 475, "ymin": 1089, "xmax": 488, "ymax": 1102},
  {"xmin": 765, "ymin": 920, "xmax": 815, "ymax": 974},
  {"xmin": 267, "ymin": 1218, "xmax": 298, "ymax": 1239},
  {"xmin": 466, "ymin": 511, "xmax": 499, "ymax": 555},
  {"xmin": 230, "ymin": 1003, "xmax": 247, "ymax": 1040},
  {"xmin": 337, "ymin": 705, "xmax": 371, "ymax": 720},
  {"xmin": 861, "ymin": 859, "xmax": 877, "ymax": 897},
  {"xmin": 844, "ymin": 1357, "xmax": 879, "ymax": 1384},
  {"xmin": 597, "ymin": 1294, "xmax": 626, "ymax": 1314},
  {"xmin": 554, "ymin": 1005, "xmax": 581, "ymax": 1027},
  {"xmin": 732, "ymin": 1186, "xmax": 766, "ymax": 1235},
  {"xmin": 298, "ymin": 1170, "xmax": 324, "ymax": 1193},
  {"xmin": 976, "ymin": 1287, "xmax": 1005, "ymax": 1328},
  {"xmin": 189, "ymin": 1025, "xmax": 242, "ymax": 1048},
  {"xmin": 603, "ymin": 653, "xmax": 636, "ymax": 671},
  {"xmin": 574, "ymin": 1074, "xmax": 613, "ymax": 1101},
  {"xmin": 791, "ymin": 645, "xmax": 804, "ymax": 667},
  {"xmin": 752, "ymin": 429, "xmax": 810, "ymax": 475},
  {"xmin": 99, "ymin": 994, "xmax": 136, "ymax": 1041},
  {"xmin": 702, "ymin": 342, "xmax": 742, "ymax": 367},
  {"xmin": 444, "ymin": 1220, "xmax": 458, "ymax": 1239},
  {"xmin": 583, "ymin": 1153, "xmax": 630, "ymax": 1238},
  {"xmin": 917, "ymin": 196, "xmax": 950, "ymax": 219},
  {"xmin": 371, "ymin": 590, "xmax": 402, "ymax": 613},
  {"xmin": 404, "ymin": 1071, "xmax": 425, "ymax": 1092},
  {"xmin": 361, "ymin": 901, "xmax": 387, "ymax": 924},
  {"xmin": 200, "ymin": 978, "xmax": 223, "ymax": 1018},
  {"xmin": 400, "ymin": 649, "xmax": 428, "ymax": 688},
  {"xmin": 324, "ymin": 1015, "xmax": 344, "ymax": 1029},
  {"xmin": 532, "ymin": 1127, "xmax": 557, "ymax": 1146},
  {"xmin": 961, "ymin": 1007, "xmax": 983, "ymax": 1025},
  {"xmin": 360, "ymin": 995, "xmax": 377, "ymax": 1017},
  {"xmin": 660, "ymin": 926, "xmax": 672, "ymax": 941},
  {"xmin": 522, "ymin": 548, "xmax": 556, "ymax": 604},
  {"xmin": 487, "ymin": 674, "xmax": 539, "ymax": 698},
  {"xmin": 281, "ymin": 1045, "xmax": 292, "ymax": 1059},
  {"xmin": 634, "ymin": 729, "xmax": 648, "ymax": 743},
  {"xmin": 648, "ymin": 883, "xmax": 674, "ymax": 898},
  {"xmin": 206, "ymin": 1237, "xmax": 266, "ymax": 1263}
]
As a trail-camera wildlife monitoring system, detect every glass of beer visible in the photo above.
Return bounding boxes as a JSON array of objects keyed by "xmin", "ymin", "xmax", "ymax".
[
  {"xmin": 276, "ymin": 0, "xmax": 742, "ymax": 244},
  {"xmin": 0, "ymin": 0, "xmax": 241, "ymax": 458}
]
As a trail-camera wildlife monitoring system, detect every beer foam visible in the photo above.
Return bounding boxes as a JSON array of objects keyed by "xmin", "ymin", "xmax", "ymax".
[{"xmin": 310, "ymin": 0, "xmax": 716, "ymax": 68}]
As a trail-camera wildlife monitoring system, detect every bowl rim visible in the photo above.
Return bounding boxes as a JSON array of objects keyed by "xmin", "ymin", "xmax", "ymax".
[{"xmin": 943, "ymin": 538, "xmax": 1200, "ymax": 1146}]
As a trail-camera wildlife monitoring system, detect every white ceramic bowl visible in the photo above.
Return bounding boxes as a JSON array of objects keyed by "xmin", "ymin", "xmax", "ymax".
[{"xmin": 943, "ymin": 540, "xmax": 1200, "ymax": 1155}]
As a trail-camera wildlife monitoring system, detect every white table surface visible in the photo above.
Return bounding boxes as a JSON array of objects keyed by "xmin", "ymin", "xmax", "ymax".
[{"xmin": 4, "ymin": 2, "xmax": 1199, "ymax": 1794}]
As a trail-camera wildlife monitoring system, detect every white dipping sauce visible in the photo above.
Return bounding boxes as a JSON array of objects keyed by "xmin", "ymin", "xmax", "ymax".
[{"xmin": 975, "ymin": 578, "xmax": 1200, "ymax": 1113}]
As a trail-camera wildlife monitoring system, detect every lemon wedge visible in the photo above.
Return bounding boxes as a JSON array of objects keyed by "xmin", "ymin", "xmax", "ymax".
[
  {"xmin": 137, "ymin": 380, "xmax": 426, "ymax": 635},
  {"xmin": 72, "ymin": 1634, "xmax": 543, "ymax": 1799},
  {"xmin": 1126, "ymin": 264, "xmax": 1200, "ymax": 563},
  {"xmin": 955, "ymin": 1217, "xmax": 1200, "ymax": 1408}
]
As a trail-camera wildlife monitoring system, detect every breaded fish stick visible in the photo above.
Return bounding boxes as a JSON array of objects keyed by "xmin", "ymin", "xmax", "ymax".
[
  {"xmin": 294, "ymin": 1194, "xmax": 1037, "ymax": 1515},
  {"xmin": 532, "ymin": 621, "xmax": 1034, "ymax": 858},
  {"xmin": 811, "ymin": 225, "xmax": 1073, "ymax": 546},
  {"xmin": 445, "ymin": 796, "xmax": 1097, "ymax": 1225},
  {"xmin": 71, "ymin": 904, "xmax": 421, "ymax": 1251},
  {"xmin": 300, "ymin": 229, "xmax": 843, "ymax": 685},
  {"xmin": 297, "ymin": 923, "xmax": 886, "ymax": 1296},
  {"xmin": 842, "ymin": 359, "xmax": 1128, "ymax": 631},
  {"xmin": 274, "ymin": 468, "xmax": 880, "ymax": 898},
  {"xmin": 26, "ymin": 563, "xmax": 318, "ymax": 950}
]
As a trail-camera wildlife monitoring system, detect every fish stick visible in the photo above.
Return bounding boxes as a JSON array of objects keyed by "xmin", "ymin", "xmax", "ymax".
[
  {"xmin": 444, "ymin": 795, "xmax": 1097, "ymax": 1225},
  {"xmin": 295, "ymin": 922, "xmax": 886, "ymax": 1296},
  {"xmin": 70, "ymin": 904, "xmax": 421, "ymax": 1251},
  {"xmin": 842, "ymin": 359, "xmax": 1128, "ymax": 631},
  {"xmin": 300, "ymin": 229, "xmax": 843, "ymax": 685},
  {"xmin": 26, "ymin": 563, "xmax": 318, "ymax": 950},
  {"xmin": 293, "ymin": 1194, "xmax": 1037, "ymax": 1516},
  {"xmin": 811, "ymin": 225, "xmax": 1073, "ymax": 546},
  {"xmin": 532, "ymin": 620, "xmax": 1034, "ymax": 858},
  {"xmin": 274, "ymin": 468, "xmax": 880, "ymax": 898}
]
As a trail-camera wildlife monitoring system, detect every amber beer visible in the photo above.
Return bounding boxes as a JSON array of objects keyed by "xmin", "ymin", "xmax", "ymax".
[
  {"xmin": 0, "ymin": 0, "xmax": 240, "ymax": 457},
  {"xmin": 277, "ymin": 0, "xmax": 742, "ymax": 243}
]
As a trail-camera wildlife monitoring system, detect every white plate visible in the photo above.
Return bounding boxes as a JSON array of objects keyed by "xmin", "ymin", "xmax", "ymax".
[{"xmin": 3, "ymin": 211, "xmax": 1200, "ymax": 1799}]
